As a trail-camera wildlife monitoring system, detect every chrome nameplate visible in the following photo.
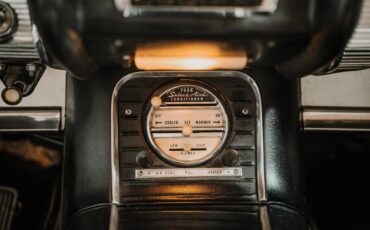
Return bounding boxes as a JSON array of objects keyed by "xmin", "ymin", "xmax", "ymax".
[{"xmin": 135, "ymin": 167, "xmax": 243, "ymax": 179}]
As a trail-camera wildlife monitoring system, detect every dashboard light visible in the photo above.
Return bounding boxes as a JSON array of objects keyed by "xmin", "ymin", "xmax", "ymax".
[{"xmin": 134, "ymin": 41, "xmax": 247, "ymax": 70}]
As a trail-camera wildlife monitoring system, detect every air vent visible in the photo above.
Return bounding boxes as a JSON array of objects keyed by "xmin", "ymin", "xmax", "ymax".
[
  {"xmin": 115, "ymin": 0, "xmax": 279, "ymax": 17},
  {"xmin": 0, "ymin": 186, "xmax": 18, "ymax": 230},
  {"xmin": 130, "ymin": 0, "xmax": 262, "ymax": 7}
]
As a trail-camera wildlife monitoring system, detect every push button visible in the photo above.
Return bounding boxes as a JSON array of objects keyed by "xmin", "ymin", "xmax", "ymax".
[
  {"xmin": 221, "ymin": 149, "xmax": 239, "ymax": 167},
  {"xmin": 136, "ymin": 150, "xmax": 153, "ymax": 168}
]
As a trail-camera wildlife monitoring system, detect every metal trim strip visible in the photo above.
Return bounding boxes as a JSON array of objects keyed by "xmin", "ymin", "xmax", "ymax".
[
  {"xmin": 0, "ymin": 108, "xmax": 61, "ymax": 132},
  {"xmin": 135, "ymin": 167, "xmax": 243, "ymax": 179},
  {"xmin": 259, "ymin": 206, "xmax": 271, "ymax": 230},
  {"xmin": 302, "ymin": 107, "xmax": 370, "ymax": 132}
]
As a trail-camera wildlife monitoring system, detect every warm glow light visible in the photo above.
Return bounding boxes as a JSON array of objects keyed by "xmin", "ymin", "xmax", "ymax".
[
  {"xmin": 134, "ymin": 41, "xmax": 247, "ymax": 70},
  {"xmin": 161, "ymin": 184, "xmax": 206, "ymax": 194}
]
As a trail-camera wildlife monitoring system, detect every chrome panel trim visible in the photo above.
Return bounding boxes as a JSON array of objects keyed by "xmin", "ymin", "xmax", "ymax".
[
  {"xmin": 259, "ymin": 206, "xmax": 271, "ymax": 230},
  {"xmin": 245, "ymin": 74, "xmax": 267, "ymax": 202},
  {"xmin": 111, "ymin": 78, "xmax": 124, "ymax": 206},
  {"xmin": 302, "ymin": 107, "xmax": 370, "ymax": 132},
  {"xmin": 135, "ymin": 167, "xmax": 243, "ymax": 179},
  {"xmin": 109, "ymin": 204, "xmax": 118, "ymax": 230},
  {"xmin": 0, "ymin": 108, "xmax": 61, "ymax": 132},
  {"xmin": 111, "ymin": 71, "xmax": 267, "ymax": 210},
  {"xmin": 114, "ymin": 0, "xmax": 279, "ymax": 17}
]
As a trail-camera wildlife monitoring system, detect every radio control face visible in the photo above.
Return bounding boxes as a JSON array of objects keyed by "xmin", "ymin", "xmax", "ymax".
[{"xmin": 144, "ymin": 81, "xmax": 230, "ymax": 166}]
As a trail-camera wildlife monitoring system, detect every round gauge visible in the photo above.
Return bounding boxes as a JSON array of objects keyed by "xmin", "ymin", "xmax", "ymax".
[{"xmin": 145, "ymin": 81, "xmax": 230, "ymax": 166}]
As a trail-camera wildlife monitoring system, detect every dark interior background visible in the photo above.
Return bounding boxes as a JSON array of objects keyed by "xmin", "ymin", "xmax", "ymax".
[{"xmin": 304, "ymin": 132, "xmax": 370, "ymax": 230}]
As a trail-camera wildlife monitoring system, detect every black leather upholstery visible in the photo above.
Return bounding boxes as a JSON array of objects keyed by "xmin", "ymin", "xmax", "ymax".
[
  {"xmin": 247, "ymin": 68, "xmax": 305, "ymax": 210},
  {"xmin": 66, "ymin": 203, "xmax": 310, "ymax": 230}
]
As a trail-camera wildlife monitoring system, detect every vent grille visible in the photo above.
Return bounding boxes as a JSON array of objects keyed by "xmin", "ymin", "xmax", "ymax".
[
  {"xmin": 0, "ymin": 186, "xmax": 18, "ymax": 230},
  {"xmin": 0, "ymin": 0, "xmax": 40, "ymax": 60},
  {"xmin": 130, "ymin": 0, "xmax": 262, "ymax": 7},
  {"xmin": 115, "ymin": 0, "xmax": 278, "ymax": 17},
  {"xmin": 335, "ymin": 0, "xmax": 370, "ymax": 71}
]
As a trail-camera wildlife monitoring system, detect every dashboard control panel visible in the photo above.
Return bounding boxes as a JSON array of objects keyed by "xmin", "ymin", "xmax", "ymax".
[{"xmin": 114, "ymin": 72, "xmax": 263, "ymax": 204}]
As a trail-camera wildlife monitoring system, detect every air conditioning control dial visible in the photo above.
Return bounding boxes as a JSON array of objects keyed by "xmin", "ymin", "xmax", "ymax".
[{"xmin": 144, "ymin": 81, "xmax": 230, "ymax": 166}]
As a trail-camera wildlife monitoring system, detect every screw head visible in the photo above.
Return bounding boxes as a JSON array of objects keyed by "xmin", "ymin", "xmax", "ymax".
[
  {"xmin": 242, "ymin": 108, "xmax": 249, "ymax": 116},
  {"xmin": 26, "ymin": 64, "xmax": 37, "ymax": 72},
  {"xmin": 124, "ymin": 108, "xmax": 132, "ymax": 116}
]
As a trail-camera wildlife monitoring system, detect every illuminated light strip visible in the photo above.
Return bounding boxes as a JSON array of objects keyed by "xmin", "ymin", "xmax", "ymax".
[{"xmin": 134, "ymin": 41, "xmax": 248, "ymax": 70}]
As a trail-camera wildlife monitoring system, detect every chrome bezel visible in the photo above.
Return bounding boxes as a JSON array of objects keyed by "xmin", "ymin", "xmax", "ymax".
[{"xmin": 144, "ymin": 82, "xmax": 230, "ymax": 167}]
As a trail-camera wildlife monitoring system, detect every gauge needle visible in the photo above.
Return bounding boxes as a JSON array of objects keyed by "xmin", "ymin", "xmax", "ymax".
[
  {"xmin": 184, "ymin": 144, "xmax": 191, "ymax": 152},
  {"xmin": 182, "ymin": 124, "xmax": 193, "ymax": 137}
]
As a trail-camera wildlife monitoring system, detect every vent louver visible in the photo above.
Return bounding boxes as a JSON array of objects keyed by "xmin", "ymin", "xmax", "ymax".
[
  {"xmin": 115, "ymin": 0, "xmax": 279, "ymax": 17},
  {"xmin": 335, "ymin": 0, "xmax": 370, "ymax": 72}
]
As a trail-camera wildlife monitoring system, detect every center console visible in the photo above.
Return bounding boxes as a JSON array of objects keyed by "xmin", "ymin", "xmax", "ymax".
[
  {"xmin": 63, "ymin": 69, "xmax": 309, "ymax": 230},
  {"xmin": 112, "ymin": 71, "xmax": 264, "ymax": 205}
]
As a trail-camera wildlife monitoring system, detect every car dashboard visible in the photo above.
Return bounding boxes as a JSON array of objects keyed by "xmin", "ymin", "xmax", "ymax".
[{"xmin": 0, "ymin": 0, "xmax": 369, "ymax": 230}]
